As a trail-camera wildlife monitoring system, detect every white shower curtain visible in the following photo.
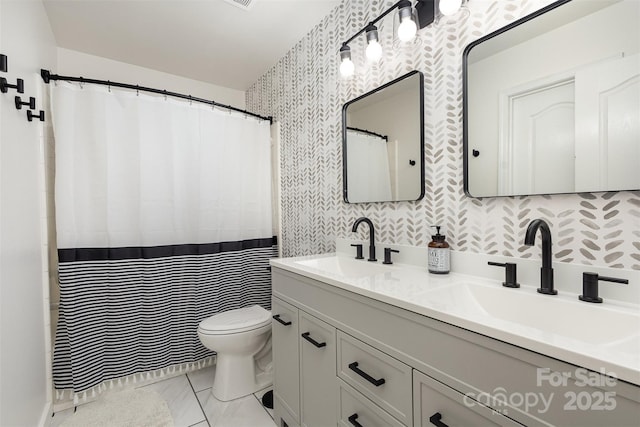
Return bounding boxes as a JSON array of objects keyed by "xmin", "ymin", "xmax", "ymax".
[
  {"xmin": 50, "ymin": 81, "xmax": 276, "ymax": 399},
  {"xmin": 346, "ymin": 129, "xmax": 392, "ymax": 202}
]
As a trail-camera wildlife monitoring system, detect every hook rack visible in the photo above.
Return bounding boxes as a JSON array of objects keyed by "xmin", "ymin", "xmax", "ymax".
[
  {"xmin": 0, "ymin": 77, "xmax": 24, "ymax": 93},
  {"xmin": 0, "ymin": 54, "xmax": 7, "ymax": 73},
  {"xmin": 15, "ymin": 96, "xmax": 35, "ymax": 110},
  {"xmin": 27, "ymin": 110, "xmax": 45, "ymax": 122}
]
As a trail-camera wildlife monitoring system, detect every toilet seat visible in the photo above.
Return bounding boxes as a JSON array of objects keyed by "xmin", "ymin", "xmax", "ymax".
[{"xmin": 198, "ymin": 305, "xmax": 271, "ymax": 335}]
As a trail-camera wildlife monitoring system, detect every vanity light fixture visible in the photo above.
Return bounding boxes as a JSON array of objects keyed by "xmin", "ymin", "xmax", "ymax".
[
  {"xmin": 438, "ymin": 0, "xmax": 463, "ymax": 16},
  {"xmin": 397, "ymin": 0, "xmax": 418, "ymax": 42},
  {"xmin": 339, "ymin": 44, "xmax": 355, "ymax": 77},
  {"xmin": 365, "ymin": 24, "xmax": 382, "ymax": 62},
  {"xmin": 340, "ymin": 0, "xmax": 467, "ymax": 77}
]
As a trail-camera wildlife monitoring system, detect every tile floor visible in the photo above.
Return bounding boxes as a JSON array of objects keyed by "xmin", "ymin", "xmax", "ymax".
[{"xmin": 49, "ymin": 365, "xmax": 276, "ymax": 427}]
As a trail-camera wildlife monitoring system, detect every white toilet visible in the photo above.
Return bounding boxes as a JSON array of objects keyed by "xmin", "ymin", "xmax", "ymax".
[{"xmin": 197, "ymin": 305, "xmax": 273, "ymax": 401}]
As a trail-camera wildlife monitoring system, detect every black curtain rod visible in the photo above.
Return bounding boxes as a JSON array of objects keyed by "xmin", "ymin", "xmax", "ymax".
[
  {"xmin": 40, "ymin": 69, "xmax": 273, "ymax": 124},
  {"xmin": 346, "ymin": 126, "xmax": 388, "ymax": 141}
]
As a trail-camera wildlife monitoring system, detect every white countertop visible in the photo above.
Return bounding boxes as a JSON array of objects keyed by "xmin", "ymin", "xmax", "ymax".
[{"xmin": 271, "ymin": 252, "xmax": 640, "ymax": 387}]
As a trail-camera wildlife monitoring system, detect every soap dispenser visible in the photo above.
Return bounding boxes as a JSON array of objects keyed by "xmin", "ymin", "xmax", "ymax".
[{"xmin": 428, "ymin": 226, "xmax": 450, "ymax": 274}]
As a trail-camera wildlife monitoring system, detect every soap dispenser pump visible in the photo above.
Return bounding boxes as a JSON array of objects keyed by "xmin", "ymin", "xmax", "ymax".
[{"xmin": 428, "ymin": 225, "xmax": 450, "ymax": 274}]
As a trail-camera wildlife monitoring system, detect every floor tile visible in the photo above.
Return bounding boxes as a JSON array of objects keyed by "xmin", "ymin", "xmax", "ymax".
[
  {"xmin": 187, "ymin": 365, "xmax": 215, "ymax": 392},
  {"xmin": 253, "ymin": 386, "xmax": 274, "ymax": 419},
  {"xmin": 49, "ymin": 407, "xmax": 74, "ymax": 427},
  {"xmin": 140, "ymin": 375, "xmax": 206, "ymax": 427},
  {"xmin": 196, "ymin": 389, "xmax": 276, "ymax": 427}
]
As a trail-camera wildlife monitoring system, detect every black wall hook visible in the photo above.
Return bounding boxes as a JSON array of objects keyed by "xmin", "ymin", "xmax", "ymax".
[
  {"xmin": 15, "ymin": 96, "xmax": 35, "ymax": 110},
  {"xmin": 409, "ymin": 160, "xmax": 416, "ymax": 166},
  {"xmin": 0, "ymin": 54, "xmax": 7, "ymax": 73},
  {"xmin": 0, "ymin": 77, "xmax": 24, "ymax": 93},
  {"xmin": 27, "ymin": 110, "xmax": 45, "ymax": 122},
  {"xmin": 472, "ymin": 149, "xmax": 480, "ymax": 157}
]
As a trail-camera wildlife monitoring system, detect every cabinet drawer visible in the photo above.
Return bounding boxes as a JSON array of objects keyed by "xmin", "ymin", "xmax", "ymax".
[
  {"xmin": 413, "ymin": 369, "xmax": 523, "ymax": 427},
  {"xmin": 299, "ymin": 310, "xmax": 337, "ymax": 427},
  {"xmin": 338, "ymin": 378, "xmax": 405, "ymax": 427},
  {"xmin": 337, "ymin": 331, "xmax": 412, "ymax": 426},
  {"xmin": 272, "ymin": 297, "xmax": 300, "ymax": 424}
]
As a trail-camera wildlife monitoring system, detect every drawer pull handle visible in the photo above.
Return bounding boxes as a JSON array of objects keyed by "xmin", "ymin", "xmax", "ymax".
[
  {"xmin": 301, "ymin": 332, "xmax": 326, "ymax": 348},
  {"xmin": 429, "ymin": 412, "xmax": 449, "ymax": 427},
  {"xmin": 348, "ymin": 362, "xmax": 385, "ymax": 387},
  {"xmin": 272, "ymin": 314, "xmax": 291, "ymax": 326},
  {"xmin": 348, "ymin": 413, "xmax": 363, "ymax": 427}
]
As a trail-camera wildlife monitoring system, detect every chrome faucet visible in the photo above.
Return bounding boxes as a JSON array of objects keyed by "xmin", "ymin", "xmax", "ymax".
[
  {"xmin": 352, "ymin": 217, "xmax": 377, "ymax": 262},
  {"xmin": 524, "ymin": 219, "xmax": 556, "ymax": 295}
]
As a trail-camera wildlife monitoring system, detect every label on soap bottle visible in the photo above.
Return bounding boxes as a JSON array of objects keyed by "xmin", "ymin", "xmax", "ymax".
[{"xmin": 428, "ymin": 248, "xmax": 450, "ymax": 274}]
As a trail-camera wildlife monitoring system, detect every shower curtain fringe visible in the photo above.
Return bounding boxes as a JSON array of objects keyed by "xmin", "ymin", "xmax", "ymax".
[{"xmin": 55, "ymin": 356, "xmax": 216, "ymax": 406}]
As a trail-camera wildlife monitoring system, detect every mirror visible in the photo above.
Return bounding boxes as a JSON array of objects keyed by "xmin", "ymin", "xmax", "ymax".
[
  {"xmin": 464, "ymin": 0, "xmax": 640, "ymax": 198},
  {"xmin": 343, "ymin": 71, "xmax": 424, "ymax": 203}
]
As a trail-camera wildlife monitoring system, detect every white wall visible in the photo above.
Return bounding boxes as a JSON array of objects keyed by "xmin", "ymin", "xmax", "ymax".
[
  {"xmin": 0, "ymin": 0, "xmax": 56, "ymax": 425},
  {"xmin": 56, "ymin": 48, "xmax": 246, "ymax": 109}
]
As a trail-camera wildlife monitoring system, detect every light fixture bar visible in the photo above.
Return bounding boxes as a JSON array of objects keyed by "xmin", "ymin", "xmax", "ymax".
[{"xmin": 341, "ymin": 0, "xmax": 435, "ymax": 47}]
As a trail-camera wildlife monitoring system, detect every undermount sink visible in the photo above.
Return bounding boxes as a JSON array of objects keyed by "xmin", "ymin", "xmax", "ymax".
[
  {"xmin": 420, "ymin": 282, "xmax": 640, "ymax": 346},
  {"xmin": 294, "ymin": 255, "xmax": 390, "ymax": 278}
]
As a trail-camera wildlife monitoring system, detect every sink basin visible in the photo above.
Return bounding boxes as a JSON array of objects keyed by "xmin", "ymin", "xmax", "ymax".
[
  {"xmin": 420, "ymin": 282, "xmax": 640, "ymax": 346},
  {"xmin": 294, "ymin": 256, "xmax": 390, "ymax": 278}
]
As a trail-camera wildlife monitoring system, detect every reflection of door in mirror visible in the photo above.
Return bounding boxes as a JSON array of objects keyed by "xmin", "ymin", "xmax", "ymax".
[
  {"xmin": 499, "ymin": 77, "xmax": 575, "ymax": 196},
  {"xmin": 575, "ymin": 53, "xmax": 640, "ymax": 192}
]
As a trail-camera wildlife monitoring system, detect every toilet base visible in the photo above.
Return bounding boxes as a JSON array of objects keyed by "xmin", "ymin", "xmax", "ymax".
[{"xmin": 211, "ymin": 354, "xmax": 273, "ymax": 401}]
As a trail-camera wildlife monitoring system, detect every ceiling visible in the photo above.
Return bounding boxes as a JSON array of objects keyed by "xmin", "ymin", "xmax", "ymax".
[{"xmin": 43, "ymin": 0, "xmax": 342, "ymax": 91}]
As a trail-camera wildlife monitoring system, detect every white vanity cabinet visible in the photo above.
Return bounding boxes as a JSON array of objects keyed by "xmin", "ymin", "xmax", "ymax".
[
  {"xmin": 272, "ymin": 296, "xmax": 337, "ymax": 427},
  {"xmin": 271, "ymin": 266, "xmax": 640, "ymax": 427}
]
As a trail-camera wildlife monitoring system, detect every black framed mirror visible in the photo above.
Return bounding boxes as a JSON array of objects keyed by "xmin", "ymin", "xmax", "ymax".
[
  {"xmin": 463, "ymin": 0, "xmax": 640, "ymax": 198},
  {"xmin": 342, "ymin": 71, "xmax": 425, "ymax": 203}
]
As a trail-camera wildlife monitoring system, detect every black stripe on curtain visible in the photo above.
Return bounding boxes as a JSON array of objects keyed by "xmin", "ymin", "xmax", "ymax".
[
  {"xmin": 58, "ymin": 236, "xmax": 278, "ymax": 262},
  {"xmin": 53, "ymin": 237, "xmax": 278, "ymax": 393}
]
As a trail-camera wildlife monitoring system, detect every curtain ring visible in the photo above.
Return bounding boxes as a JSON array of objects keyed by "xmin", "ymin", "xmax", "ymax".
[
  {"xmin": 136, "ymin": 85, "xmax": 140, "ymax": 96},
  {"xmin": 107, "ymin": 80, "xmax": 111, "ymax": 92},
  {"xmin": 163, "ymin": 90, "xmax": 167, "ymax": 101},
  {"xmin": 79, "ymin": 80, "xmax": 84, "ymax": 89},
  {"xmin": 188, "ymin": 95, "xmax": 192, "ymax": 105}
]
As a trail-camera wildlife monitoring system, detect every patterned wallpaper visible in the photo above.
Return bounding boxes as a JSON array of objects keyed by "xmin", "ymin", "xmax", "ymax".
[{"xmin": 246, "ymin": 0, "xmax": 640, "ymax": 270}]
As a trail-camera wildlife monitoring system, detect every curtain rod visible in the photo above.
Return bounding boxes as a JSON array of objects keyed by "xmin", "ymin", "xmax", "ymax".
[
  {"xmin": 346, "ymin": 126, "xmax": 388, "ymax": 141},
  {"xmin": 40, "ymin": 69, "xmax": 273, "ymax": 124}
]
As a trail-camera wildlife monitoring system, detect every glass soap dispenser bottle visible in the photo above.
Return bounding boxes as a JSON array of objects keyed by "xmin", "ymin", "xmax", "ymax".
[{"xmin": 428, "ymin": 225, "xmax": 450, "ymax": 274}]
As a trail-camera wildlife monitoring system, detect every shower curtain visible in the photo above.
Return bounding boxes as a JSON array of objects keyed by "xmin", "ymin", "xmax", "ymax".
[
  {"xmin": 346, "ymin": 129, "xmax": 392, "ymax": 201},
  {"xmin": 50, "ymin": 81, "xmax": 276, "ymax": 400}
]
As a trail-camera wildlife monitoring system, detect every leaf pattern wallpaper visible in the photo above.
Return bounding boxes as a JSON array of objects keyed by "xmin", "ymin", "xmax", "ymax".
[{"xmin": 246, "ymin": 0, "xmax": 640, "ymax": 270}]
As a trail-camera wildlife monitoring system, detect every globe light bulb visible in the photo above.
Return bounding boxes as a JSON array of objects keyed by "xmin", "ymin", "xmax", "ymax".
[
  {"xmin": 397, "ymin": 17, "xmax": 417, "ymax": 42},
  {"xmin": 340, "ymin": 58, "xmax": 355, "ymax": 77},
  {"xmin": 439, "ymin": 0, "xmax": 462, "ymax": 16},
  {"xmin": 366, "ymin": 40, "xmax": 382, "ymax": 62}
]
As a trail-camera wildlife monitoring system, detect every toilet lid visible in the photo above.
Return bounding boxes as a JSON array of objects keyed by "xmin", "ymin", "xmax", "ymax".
[{"xmin": 199, "ymin": 305, "xmax": 271, "ymax": 334}]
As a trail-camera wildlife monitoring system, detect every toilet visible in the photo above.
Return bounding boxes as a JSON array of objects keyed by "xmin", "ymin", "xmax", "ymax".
[{"xmin": 197, "ymin": 305, "xmax": 273, "ymax": 401}]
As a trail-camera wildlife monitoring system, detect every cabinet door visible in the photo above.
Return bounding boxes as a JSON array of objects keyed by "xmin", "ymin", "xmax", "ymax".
[
  {"xmin": 299, "ymin": 311, "xmax": 337, "ymax": 427},
  {"xmin": 413, "ymin": 370, "xmax": 522, "ymax": 427},
  {"xmin": 272, "ymin": 297, "xmax": 300, "ymax": 425}
]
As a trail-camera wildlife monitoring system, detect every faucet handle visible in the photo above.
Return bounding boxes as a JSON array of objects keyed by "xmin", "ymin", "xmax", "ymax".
[
  {"xmin": 579, "ymin": 272, "xmax": 628, "ymax": 303},
  {"xmin": 350, "ymin": 244, "xmax": 364, "ymax": 260},
  {"xmin": 383, "ymin": 248, "xmax": 399, "ymax": 265},
  {"xmin": 488, "ymin": 262, "xmax": 520, "ymax": 288}
]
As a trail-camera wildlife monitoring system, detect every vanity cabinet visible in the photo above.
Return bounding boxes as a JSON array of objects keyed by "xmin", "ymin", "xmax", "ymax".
[
  {"xmin": 272, "ymin": 266, "xmax": 640, "ymax": 427},
  {"xmin": 272, "ymin": 297, "xmax": 337, "ymax": 427}
]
